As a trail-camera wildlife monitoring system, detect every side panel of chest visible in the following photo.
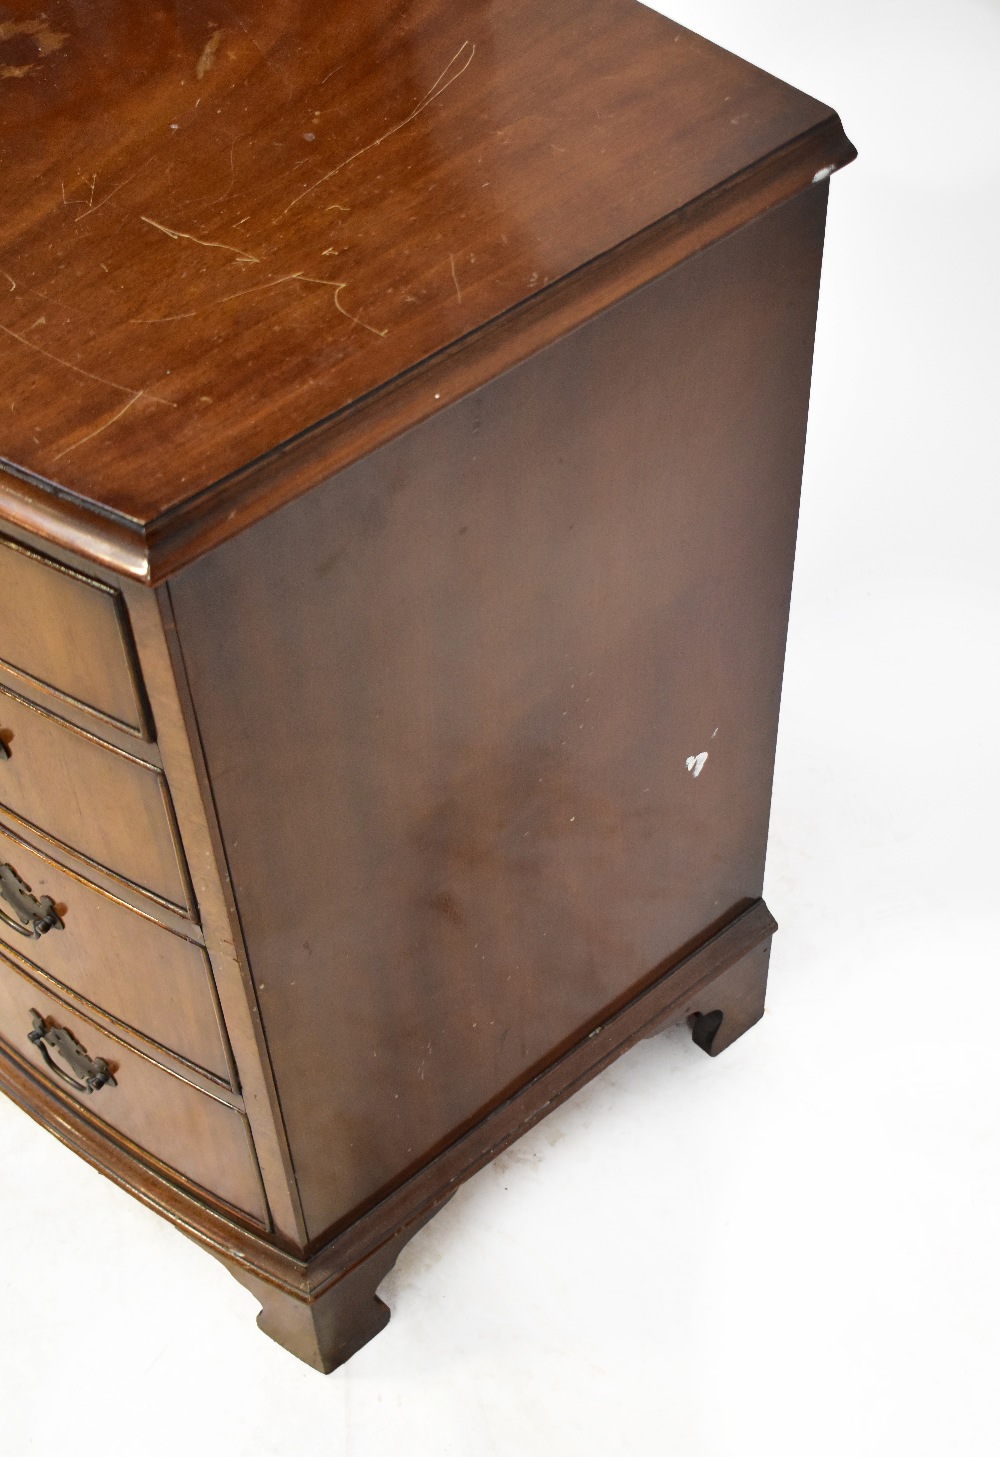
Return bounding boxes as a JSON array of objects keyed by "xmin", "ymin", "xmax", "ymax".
[{"xmin": 169, "ymin": 183, "xmax": 828, "ymax": 1242}]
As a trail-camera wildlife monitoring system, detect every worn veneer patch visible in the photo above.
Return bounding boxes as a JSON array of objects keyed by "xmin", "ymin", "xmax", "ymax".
[{"xmin": 0, "ymin": 17, "xmax": 68, "ymax": 80}]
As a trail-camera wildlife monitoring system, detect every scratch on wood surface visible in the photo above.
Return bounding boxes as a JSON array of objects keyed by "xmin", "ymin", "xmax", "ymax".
[
  {"xmin": 275, "ymin": 40, "xmax": 476, "ymax": 222},
  {"xmin": 75, "ymin": 158, "xmax": 155, "ymax": 221},
  {"xmin": 208, "ymin": 276, "xmax": 296, "ymax": 307},
  {"xmin": 325, "ymin": 203, "xmax": 350, "ymax": 212},
  {"xmin": 132, "ymin": 271, "xmax": 388, "ymax": 336},
  {"xmin": 449, "ymin": 252, "xmax": 462, "ymax": 304},
  {"xmin": 225, "ymin": 6, "xmax": 295, "ymax": 99},
  {"xmin": 128, "ymin": 274, "xmax": 295, "ymax": 322},
  {"xmin": 52, "ymin": 394, "xmax": 145, "ymax": 460},
  {"xmin": 287, "ymin": 274, "xmax": 389, "ymax": 337},
  {"xmin": 0, "ymin": 319, "xmax": 175, "ymax": 458},
  {"xmin": 1, "ymin": 271, "xmax": 86, "ymax": 319},
  {"xmin": 211, "ymin": 138, "xmax": 239, "ymax": 204},
  {"xmin": 0, "ymin": 321, "xmax": 144, "ymax": 396},
  {"xmin": 196, "ymin": 30, "xmax": 223, "ymax": 79},
  {"xmin": 0, "ymin": 317, "xmax": 176, "ymax": 461},
  {"xmin": 141, "ymin": 216, "xmax": 260, "ymax": 263},
  {"xmin": 130, "ymin": 312, "xmax": 198, "ymax": 324},
  {"xmin": 60, "ymin": 174, "xmax": 97, "ymax": 212},
  {"xmin": 205, "ymin": 137, "xmax": 243, "ymax": 208}
]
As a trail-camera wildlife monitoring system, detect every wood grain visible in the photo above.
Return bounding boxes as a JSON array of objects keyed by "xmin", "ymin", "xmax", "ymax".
[
  {"xmin": 170, "ymin": 183, "xmax": 827, "ymax": 1241},
  {"xmin": 122, "ymin": 578, "xmax": 309, "ymax": 1247},
  {"xmin": 0, "ymin": 0, "xmax": 852, "ymax": 575},
  {"xmin": 0, "ymin": 685, "xmax": 192, "ymax": 912},
  {"xmin": 0, "ymin": 821, "xmax": 231, "ymax": 1081},
  {"xmin": 0, "ymin": 0, "xmax": 857, "ymax": 1371},
  {"xmin": 0, "ymin": 896, "xmax": 776, "ymax": 1293},
  {"xmin": 0, "ymin": 946, "xmax": 267, "ymax": 1222},
  {"xmin": 0, "ymin": 533, "xmax": 149, "ymax": 734}
]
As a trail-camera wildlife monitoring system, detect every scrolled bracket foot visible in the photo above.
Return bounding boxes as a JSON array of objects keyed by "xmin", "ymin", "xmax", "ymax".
[
  {"xmin": 685, "ymin": 936, "xmax": 771, "ymax": 1057},
  {"xmin": 221, "ymin": 1205, "xmax": 444, "ymax": 1373}
]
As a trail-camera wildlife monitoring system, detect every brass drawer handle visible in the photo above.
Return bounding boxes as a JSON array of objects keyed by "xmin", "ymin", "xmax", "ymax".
[
  {"xmin": 0, "ymin": 862, "xmax": 64, "ymax": 939},
  {"xmin": 27, "ymin": 1010, "xmax": 116, "ymax": 1095}
]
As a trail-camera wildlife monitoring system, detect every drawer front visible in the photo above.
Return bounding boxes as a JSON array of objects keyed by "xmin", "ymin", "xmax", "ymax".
[
  {"xmin": 0, "ymin": 534, "xmax": 148, "ymax": 736},
  {"xmin": 0, "ymin": 951, "xmax": 267, "ymax": 1224},
  {"xmin": 0, "ymin": 688, "xmax": 191, "ymax": 913},
  {"xmin": 0, "ymin": 826, "xmax": 229, "ymax": 1082}
]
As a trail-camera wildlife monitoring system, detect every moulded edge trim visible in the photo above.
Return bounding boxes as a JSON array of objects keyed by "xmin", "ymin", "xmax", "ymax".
[{"xmin": 0, "ymin": 115, "xmax": 855, "ymax": 585}]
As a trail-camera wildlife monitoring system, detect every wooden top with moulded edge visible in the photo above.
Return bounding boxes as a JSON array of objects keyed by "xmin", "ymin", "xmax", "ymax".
[{"xmin": 0, "ymin": 0, "xmax": 855, "ymax": 582}]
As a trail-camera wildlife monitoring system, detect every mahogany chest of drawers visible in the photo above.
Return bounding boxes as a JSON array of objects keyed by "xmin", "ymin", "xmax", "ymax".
[{"xmin": 0, "ymin": 0, "xmax": 853, "ymax": 1370}]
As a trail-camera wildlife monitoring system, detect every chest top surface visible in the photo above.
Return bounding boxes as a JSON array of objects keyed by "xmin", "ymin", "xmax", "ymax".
[{"xmin": 0, "ymin": 0, "xmax": 852, "ymax": 575}]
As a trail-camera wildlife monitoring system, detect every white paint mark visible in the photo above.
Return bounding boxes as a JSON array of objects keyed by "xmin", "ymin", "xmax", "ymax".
[
  {"xmin": 711, "ymin": 726, "xmax": 719, "ymax": 739},
  {"xmin": 686, "ymin": 752, "xmax": 708, "ymax": 778},
  {"xmin": 812, "ymin": 164, "xmax": 836, "ymax": 184}
]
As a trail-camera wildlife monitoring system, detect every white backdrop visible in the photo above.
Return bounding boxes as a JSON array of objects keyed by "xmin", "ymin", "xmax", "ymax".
[{"xmin": 2, "ymin": 3, "xmax": 998, "ymax": 1452}]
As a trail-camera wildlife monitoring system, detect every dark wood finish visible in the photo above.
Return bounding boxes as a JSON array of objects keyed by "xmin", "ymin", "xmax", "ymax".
[
  {"xmin": 0, "ymin": 685, "xmax": 192, "ymax": 912},
  {"xmin": 122, "ymin": 578, "xmax": 309, "ymax": 1247},
  {"xmin": 228, "ymin": 1184, "xmax": 460, "ymax": 1373},
  {"xmin": 0, "ymin": 897, "xmax": 773, "ymax": 1365},
  {"xmin": 0, "ymin": 788, "xmax": 197, "ymax": 936},
  {"xmin": 0, "ymin": 822, "xmax": 231, "ymax": 1082},
  {"xmin": 0, "ymin": 947, "xmax": 267, "ymax": 1222},
  {"xmin": 0, "ymin": 0, "xmax": 852, "ymax": 578},
  {"xmin": 0, "ymin": 0, "xmax": 855, "ymax": 1374},
  {"xmin": 290, "ymin": 902, "xmax": 778, "ymax": 1302},
  {"xmin": 224, "ymin": 1216, "xmax": 435, "ymax": 1375},
  {"xmin": 140, "ymin": 116, "xmax": 852, "ymax": 589},
  {"xmin": 0, "ymin": 533, "xmax": 149, "ymax": 735},
  {"xmin": 227, "ymin": 908, "xmax": 775, "ymax": 1374},
  {"xmin": 229, "ymin": 1261, "xmax": 391, "ymax": 1376},
  {"xmin": 686, "ymin": 939, "xmax": 771, "ymax": 1057},
  {"xmin": 169, "ymin": 182, "xmax": 824, "ymax": 1242}
]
